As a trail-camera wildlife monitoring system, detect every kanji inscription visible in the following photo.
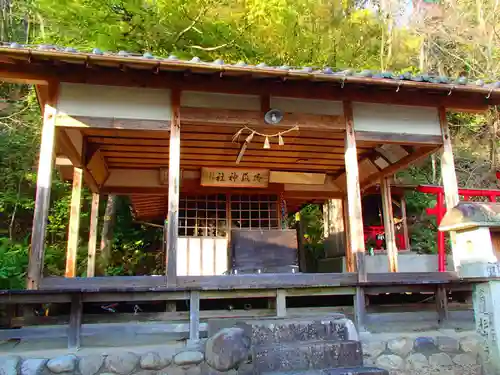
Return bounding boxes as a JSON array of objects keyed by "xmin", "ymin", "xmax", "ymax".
[{"xmin": 201, "ymin": 168, "xmax": 269, "ymax": 188}]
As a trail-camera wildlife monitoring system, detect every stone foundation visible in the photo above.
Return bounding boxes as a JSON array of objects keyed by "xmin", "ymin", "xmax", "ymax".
[
  {"xmin": 0, "ymin": 342, "xmax": 253, "ymax": 375},
  {"xmin": 361, "ymin": 331, "xmax": 482, "ymax": 375},
  {"xmin": 0, "ymin": 327, "xmax": 484, "ymax": 375}
]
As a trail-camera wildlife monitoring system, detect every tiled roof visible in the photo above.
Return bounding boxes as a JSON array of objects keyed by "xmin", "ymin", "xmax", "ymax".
[{"xmin": 1, "ymin": 42, "xmax": 500, "ymax": 96}]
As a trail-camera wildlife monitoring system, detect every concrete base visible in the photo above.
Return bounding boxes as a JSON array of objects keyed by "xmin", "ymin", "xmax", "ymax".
[{"xmin": 317, "ymin": 253, "xmax": 455, "ymax": 273}]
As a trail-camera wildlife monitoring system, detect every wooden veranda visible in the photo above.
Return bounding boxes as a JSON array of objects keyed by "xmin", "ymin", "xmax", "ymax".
[{"xmin": 0, "ymin": 44, "xmax": 500, "ymax": 346}]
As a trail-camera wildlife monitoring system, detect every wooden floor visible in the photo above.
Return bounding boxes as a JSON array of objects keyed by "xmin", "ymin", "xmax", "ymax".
[{"xmin": 36, "ymin": 271, "xmax": 478, "ymax": 292}]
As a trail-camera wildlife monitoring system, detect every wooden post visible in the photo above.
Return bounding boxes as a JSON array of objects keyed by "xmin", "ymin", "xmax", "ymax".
[
  {"xmin": 87, "ymin": 193, "xmax": 100, "ymax": 277},
  {"xmin": 189, "ymin": 291, "xmax": 200, "ymax": 341},
  {"xmin": 276, "ymin": 289, "xmax": 287, "ymax": 317},
  {"xmin": 343, "ymin": 101, "xmax": 366, "ymax": 281},
  {"xmin": 166, "ymin": 90, "xmax": 181, "ymax": 287},
  {"xmin": 27, "ymin": 83, "xmax": 59, "ymax": 290},
  {"xmin": 65, "ymin": 167, "xmax": 83, "ymax": 278},
  {"xmin": 381, "ymin": 178, "xmax": 398, "ymax": 272},
  {"xmin": 401, "ymin": 197, "xmax": 411, "ymax": 250},
  {"xmin": 343, "ymin": 197, "xmax": 354, "ymax": 272},
  {"xmin": 439, "ymin": 107, "xmax": 460, "ymax": 268},
  {"xmin": 436, "ymin": 285, "xmax": 449, "ymax": 325},
  {"xmin": 354, "ymin": 287, "xmax": 366, "ymax": 332},
  {"xmin": 68, "ymin": 294, "xmax": 83, "ymax": 349}
]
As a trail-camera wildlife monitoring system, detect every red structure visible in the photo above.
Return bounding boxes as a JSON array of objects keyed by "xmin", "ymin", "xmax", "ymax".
[
  {"xmin": 364, "ymin": 226, "xmax": 406, "ymax": 252},
  {"xmin": 417, "ymin": 185, "xmax": 500, "ymax": 272}
]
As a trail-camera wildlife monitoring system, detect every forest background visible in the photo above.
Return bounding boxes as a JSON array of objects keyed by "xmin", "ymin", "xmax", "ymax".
[{"xmin": 0, "ymin": 0, "xmax": 498, "ymax": 288}]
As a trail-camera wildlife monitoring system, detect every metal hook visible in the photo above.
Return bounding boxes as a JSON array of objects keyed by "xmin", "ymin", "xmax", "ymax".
[
  {"xmin": 396, "ymin": 81, "xmax": 402, "ymax": 92},
  {"xmin": 341, "ymin": 76, "xmax": 346, "ymax": 89},
  {"xmin": 448, "ymin": 86, "xmax": 455, "ymax": 96},
  {"xmin": 487, "ymin": 88, "xmax": 493, "ymax": 100},
  {"xmin": 154, "ymin": 65, "xmax": 160, "ymax": 75}
]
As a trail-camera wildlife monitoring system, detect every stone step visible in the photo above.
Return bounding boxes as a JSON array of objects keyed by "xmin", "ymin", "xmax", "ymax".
[
  {"xmin": 252, "ymin": 340, "xmax": 363, "ymax": 374},
  {"xmin": 247, "ymin": 315, "xmax": 357, "ymax": 346},
  {"xmin": 263, "ymin": 368, "xmax": 389, "ymax": 375},
  {"xmin": 321, "ymin": 367, "xmax": 389, "ymax": 375}
]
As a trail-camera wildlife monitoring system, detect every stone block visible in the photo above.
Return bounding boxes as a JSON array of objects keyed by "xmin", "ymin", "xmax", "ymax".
[
  {"xmin": 249, "ymin": 315, "xmax": 349, "ymax": 346},
  {"xmin": 20, "ymin": 359, "xmax": 47, "ymax": 375},
  {"xmin": 47, "ymin": 355, "xmax": 77, "ymax": 373},
  {"xmin": 375, "ymin": 355, "xmax": 404, "ymax": 371},
  {"xmin": 429, "ymin": 353, "xmax": 453, "ymax": 367},
  {"xmin": 79, "ymin": 355, "xmax": 104, "ymax": 375},
  {"xmin": 362, "ymin": 341, "xmax": 386, "ymax": 360},
  {"xmin": 452, "ymin": 353, "xmax": 477, "ymax": 366},
  {"xmin": 405, "ymin": 353, "xmax": 429, "ymax": 370},
  {"xmin": 459, "ymin": 336, "xmax": 480, "ymax": 354},
  {"xmin": 387, "ymin": 337, "xmax": 413, "ymax": 357},
  {"xmin": 252, "ymin": 340, "xmax": 362, "ymax": 374},
  {"xmin": 414, "ymin": 337, "xmax": 437, "ymax": 354},
  {"xmin": 205, "ymin": 327, "xmax": 251, "ymax": 371},
  {"xmin": 173, "ymin": 351, "xmax": 204, "ymax": 367},
  {"xmin": 0, "ymin": 356, "xmax": 21, "ymax": 375},
  {"xmin": 140, "ymin": 352, "xmax": 170, "ymax": 370},
  {"xmin": 105, "ymin": 352, "xmax": 139, "ymax": 375},
  {"xmin": 436, "ymin": 336, "xmax": 460, "ymax": 353},
  {"xmin": 321, "ymin": 367, "xmax": 389, "ymax": 375}
]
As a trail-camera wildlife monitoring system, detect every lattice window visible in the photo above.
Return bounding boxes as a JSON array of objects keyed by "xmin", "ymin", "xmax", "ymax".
[
  {"xmin": 178, "ymin": 194, "xmax": 227, "ymax": 237},
  {"xmin": 230, "ymin": 194, "xmax": 279, "ymax": 230}
]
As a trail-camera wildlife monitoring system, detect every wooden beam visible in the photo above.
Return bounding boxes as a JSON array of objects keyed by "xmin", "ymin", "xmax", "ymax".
[
  {"xmin": 27, "ymin": 82, "xmax": 59, "ymax": 290},
  {"xmin": 180, "ymin": 107, "xmax": 346, "ymax": 130},
  {"xmin": 360, "ymin": 146, "xmax": 440, "ymax": 191},
  {"xmin": 86, "ymin": 150, "xmax": 110, "ymax": 186},
  {"xmin": 0, "ymin": 63, "xmax": 495, "ymax": 110},
  {"xmin": 87, "ymin": 193, "xmax": 100, "ymax": 277},
  {"xmin": 57, "ymin": 129, "xmax": 99, "ymax": 192},
  {"xmin": 343, "ymin": 101, "xmax": 366, "ymax": 282},
  {"xmin": 56, "ymin": 114, "xmax": 170, "ymax": 131},
  {"xmin": 381, "ymin": 178, "xmax": 398, "ymax": 272},
  {"xmin": 355, "ymin": 131, "xmax": 443, "ymax": 146},
  {"xmin": 166, "ymin": 89, "xmax": 181, "ymax": 287},
  {"xmin": 65, "ymin": 167, "xmax": 83, "ymax": 278}
]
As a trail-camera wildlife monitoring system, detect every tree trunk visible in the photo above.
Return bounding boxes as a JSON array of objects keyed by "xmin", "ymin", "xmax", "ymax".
[{"xmin": 99, "ymin": 195, "xmax": 117, "ymax": 273}]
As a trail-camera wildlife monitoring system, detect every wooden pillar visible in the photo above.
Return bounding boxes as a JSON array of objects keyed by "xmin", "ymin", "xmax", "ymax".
[
  {"xmin": 343, "ymin": 197, "xmax": 354, "ymax": 272},
  {"xmin": 65, "ymin": 167, "xmax": 83, "ymax": 278},
  {"xmin": 166, "ymin": 90, "xmax": 181, "ymax": 287},
  {"xmin": 189, "ymin": 291, "xmax": 200, "ymax": 341},
  {"xmin": 381, "ymin": 178, "xmax": 398, "ymax": 272},
  {"xmin": 68, "ymin": 294, "xmax": 83, "ymax": 349},
  {"xmin": 401, "ymin": 197, "xmax": 411, "ymax": 250},
  {"xmin": 27, "ymin": 83, "xmax": 59, "ymax": 290},
  {"xmin": 276, "ymin": 289, "xmax": 287, "ymax": 317},
  {"xmin": 343, "ymin": 101, "xmax": 366, "ymax": 281},
  {"xmin": 439, "ymin": 107, "xmax": 460, "ymax": 268},
  {"xmin": 87, "ymin": 193, "xmax": 100, "ymax": 277}
]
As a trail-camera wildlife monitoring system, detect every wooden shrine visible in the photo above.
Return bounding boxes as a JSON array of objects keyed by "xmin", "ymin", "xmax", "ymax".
[{"xmin": 0, "ymin": 44, "xmax": 499, "ymax": 345}]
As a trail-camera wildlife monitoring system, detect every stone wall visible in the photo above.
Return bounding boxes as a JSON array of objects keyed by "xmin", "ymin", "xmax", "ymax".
[
  {"xmin": 0, "ymin": 328, "xmax": 252, "ymax": 375},
  {"xmin": 361, "ymin": 331, "xmax": 482, "ymax": 375}
]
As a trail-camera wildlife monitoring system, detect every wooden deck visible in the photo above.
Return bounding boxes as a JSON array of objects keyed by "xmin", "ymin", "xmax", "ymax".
[{"xmin": 0, "ymin": 271, "xmax": 490, "ymax": 350}]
